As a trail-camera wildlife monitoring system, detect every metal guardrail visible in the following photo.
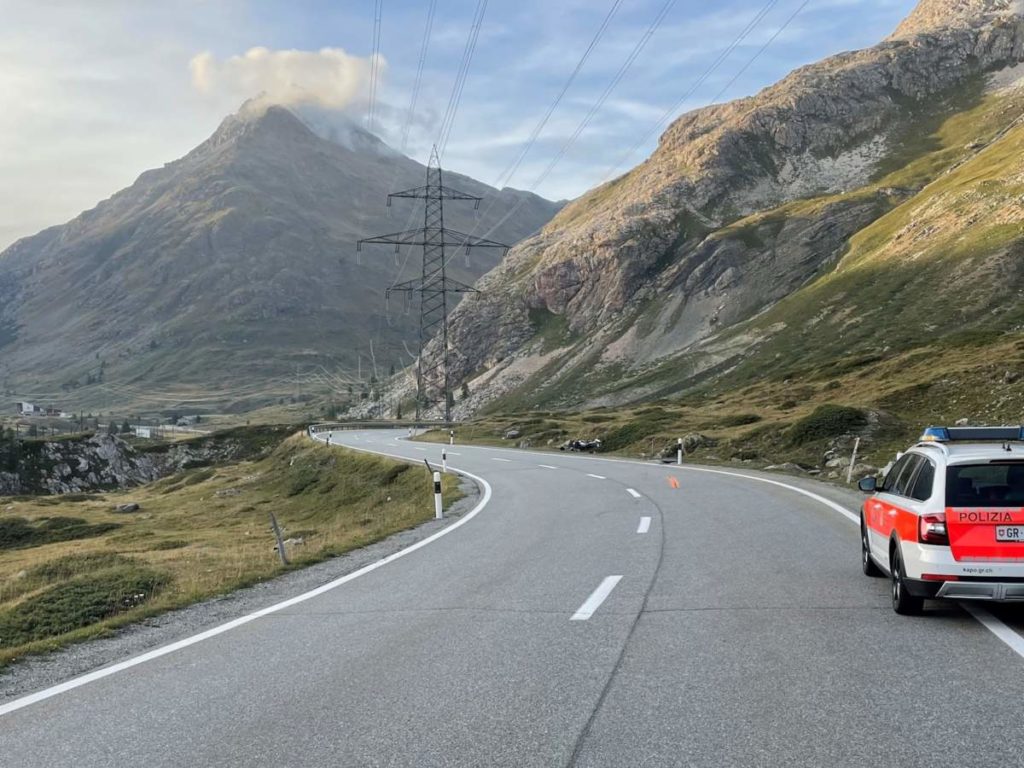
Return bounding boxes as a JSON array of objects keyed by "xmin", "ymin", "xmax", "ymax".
[{"xmin": 309, "ymin": 421, "xmax": 456, "ymax": 432}]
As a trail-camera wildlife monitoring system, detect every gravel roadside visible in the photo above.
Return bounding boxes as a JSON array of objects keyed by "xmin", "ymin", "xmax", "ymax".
[{"xmin": 0, "ymin": 472, "xmax": 481, "ymax": 704}]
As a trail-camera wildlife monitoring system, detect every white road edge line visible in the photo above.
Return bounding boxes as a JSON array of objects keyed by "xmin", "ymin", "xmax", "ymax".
[
  {"xmin": 626, "ymin": 488, "xmax": 642, "ymax": 499},
  {"xmin": 538, "ymin": 464, "xmax": 558, "ymax": 469},
  {"xmin": 0, "ymin": 434, "xmax": 493, "ymax": 719},
  {"xmin": 586, "ymin": 473, "xmax": 606, "ymax": 480},
  {"xmin": 492, "ymin": 457, "xmax": 512, "ymax": 463},
  {"xmin": 637, "ymin": 517, "xmax": 651, "ymax": 534},
  {"xmin": 571, "ymin": 575, "xmax": 623, "ymax": 621},
  {"xmin": 963, "ymin": 604, "xmax": 1024, "ymax": 656},
  {"xmin": 675, "ymin": 466, "xmax": 1024, "ymax": 661}
]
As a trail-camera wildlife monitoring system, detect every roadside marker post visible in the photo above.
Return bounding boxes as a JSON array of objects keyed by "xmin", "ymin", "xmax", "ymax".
[
  {"xmin": 449, "ymin": 429, "xmax": 454, "ymax": 446},
  {"xmin": 846, "ymin": 437, "xmax": 861, "ymax": 484},
  {"xmin": 677, "ymin": 437, "xmax": 683, "ymax": 466},
  {"xmin": 433, "ymin": 471, "xmax": 443, "ymax": 519},
  {"xmin": 442, "ymin": 448, "xmax": 448, "ymax": 473}
]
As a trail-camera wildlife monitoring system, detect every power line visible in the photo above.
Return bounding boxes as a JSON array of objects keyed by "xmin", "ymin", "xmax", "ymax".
[
  {"xmin": 367, "ymin": 0, "xmax": 384, "ymax": 133},
  {"xmin": 453, "ymin": 0, "xmax": 625, "ymax": 249},
  {"xmin": 470, "ymin": 0, "xmax": 678, "ymax": 243},
  {"xmin": 436, "ymin": 0, "xmax": 489, "ymax": 158},
  {"xmin": 599, "ymin": 0, "xmax": 786, "ymax": 183},
  {"xmin": 705, "ymin": 0, "xmax": 812, "ymax": 108},
  {"xmin": 400, "ymin": 0, "xmax": 438, "ymax": 154}
]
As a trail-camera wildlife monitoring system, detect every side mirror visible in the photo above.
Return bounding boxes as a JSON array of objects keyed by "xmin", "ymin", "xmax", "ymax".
[{"xmin": 857, "ymin": 476, "xmax": 878, "ymax": 493}]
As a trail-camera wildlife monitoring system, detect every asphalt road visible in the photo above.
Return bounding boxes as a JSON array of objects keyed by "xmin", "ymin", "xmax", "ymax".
[{"xmin": 3, "ymin": 429, "xmax": 1024, "ymax": 767}]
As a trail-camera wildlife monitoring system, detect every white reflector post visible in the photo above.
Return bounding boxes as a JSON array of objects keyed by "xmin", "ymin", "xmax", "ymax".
[
  {"xmin": 433, "ymin": 471, "xmax": 443, "ymax": 519},
  {"xmin": 677, "ymin": 437, "xmax": 683, "ymax": 466}
]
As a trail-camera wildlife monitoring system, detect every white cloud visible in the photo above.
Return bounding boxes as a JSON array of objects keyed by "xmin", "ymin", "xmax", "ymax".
[{"xmin": 189, "ymin": 46, "xmax": 382, "ymax": 112}]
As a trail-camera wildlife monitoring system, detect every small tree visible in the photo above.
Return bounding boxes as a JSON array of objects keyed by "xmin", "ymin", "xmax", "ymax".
[
  {"xmin": 396, "ymin": 402, "xmax": 403, "ymax": 419},
  {"xmin": 121, "ymin": 419, "xmax": 132, "ymax": 434},
  {"xmin": 108, "ymin": 421, "xmax": 118, "ymax": 434},
  {"xmin": 461, "ymin": 381, "xmax": 470, "ymax": 399}
]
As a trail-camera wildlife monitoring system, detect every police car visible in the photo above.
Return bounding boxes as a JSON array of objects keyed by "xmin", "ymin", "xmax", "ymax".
[{"xmin": 859, "ymin": 426, "xmax": 1024, "ymax": 615}]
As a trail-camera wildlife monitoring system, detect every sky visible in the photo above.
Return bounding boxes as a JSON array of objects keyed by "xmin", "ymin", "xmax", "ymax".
[{"xmin": 0, "ymin": 0, "xmax": 919, "ymax": 250}]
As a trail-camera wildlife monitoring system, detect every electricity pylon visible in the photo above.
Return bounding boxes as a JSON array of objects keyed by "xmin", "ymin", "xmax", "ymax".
[{"xmin": 358, "ymin": 147, "xmax": 508, "ymax": 421}]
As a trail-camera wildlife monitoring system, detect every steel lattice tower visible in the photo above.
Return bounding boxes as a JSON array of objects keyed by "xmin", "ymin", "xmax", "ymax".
[{"xmin": 358, "ymin": 147, "xmax": 508, "ymax": 421}]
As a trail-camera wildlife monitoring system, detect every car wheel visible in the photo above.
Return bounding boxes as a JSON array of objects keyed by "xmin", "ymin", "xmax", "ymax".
[
  {"xmin": 891, "ymin": 546, "xmax": 924, "ymax": 616},
  {"xmin": 861, "ymin": 520, "xmax": 883, "ymax": 577}
]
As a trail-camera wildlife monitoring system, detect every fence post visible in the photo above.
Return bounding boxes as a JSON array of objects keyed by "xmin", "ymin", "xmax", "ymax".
[{"xmin": 269, "ymin": 512, "xmax": 289, "ymax": 565}]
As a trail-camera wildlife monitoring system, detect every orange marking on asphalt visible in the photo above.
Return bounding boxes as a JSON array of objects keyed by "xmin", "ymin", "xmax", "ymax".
[{"xmin": 668, "ymin": 476, "xmax": 680, "ymax": 489}]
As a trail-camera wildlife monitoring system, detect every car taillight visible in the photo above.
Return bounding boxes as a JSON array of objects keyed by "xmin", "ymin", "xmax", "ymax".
[{"xmin": 919, "ymin": 513, "xmax": 949, "ymax": 545}]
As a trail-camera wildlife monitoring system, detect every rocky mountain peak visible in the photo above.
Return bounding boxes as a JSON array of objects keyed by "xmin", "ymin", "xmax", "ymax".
[{"xmin": 891, "ymin": 0, "xmax": 1023, "ymax": 39}]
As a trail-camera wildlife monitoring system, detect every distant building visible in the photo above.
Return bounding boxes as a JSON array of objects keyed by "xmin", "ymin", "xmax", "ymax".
[
  {"xmin": 14, "ymin": 402, "xmax": 66, "ymax": 417},
  {"xmin": 134, "ymin": 426, "xmax": 152, "ymax": 439}
]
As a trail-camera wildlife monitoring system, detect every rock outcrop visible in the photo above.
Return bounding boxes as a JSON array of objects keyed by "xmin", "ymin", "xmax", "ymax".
[
  {"xmin": 0, "ymin": 427, "xmax": 290, "ymax": 496},
  {"xmin": 433, "ymin": 0, "xmax": 1024, "ymax": 413}
]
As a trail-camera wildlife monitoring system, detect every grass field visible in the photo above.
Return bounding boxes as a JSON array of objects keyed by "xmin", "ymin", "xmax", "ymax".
[
  {"xmin": 420, "ymin": 333, "xmax": 1024, "ymax": 478},
  {"xmin": 0, "ymin": 432, "xmax": 462, "ymax": 668}
]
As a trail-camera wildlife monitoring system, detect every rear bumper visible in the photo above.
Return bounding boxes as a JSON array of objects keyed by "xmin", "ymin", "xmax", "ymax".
[
  {"xmin": 936, "ymin": 581, "xmax": 1024, "ymax": 601},
  {"xmin": 903, "ymin": 578, "xmax": 1024, "ymax": 601}
]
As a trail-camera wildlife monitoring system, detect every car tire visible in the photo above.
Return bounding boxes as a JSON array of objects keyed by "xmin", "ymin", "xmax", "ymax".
[
  {"xmin": 861, "ymin": 520, "xmax": 883, "ymax": 577},
  {"xmin": 890, "ymin": 546, "xmax": 924, "ymax": 616}
]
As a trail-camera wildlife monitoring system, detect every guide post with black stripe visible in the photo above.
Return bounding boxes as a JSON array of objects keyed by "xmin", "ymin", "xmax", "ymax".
[{"xmin": 433, "ymin": 471, "xmax": 443, "ymax": 519}]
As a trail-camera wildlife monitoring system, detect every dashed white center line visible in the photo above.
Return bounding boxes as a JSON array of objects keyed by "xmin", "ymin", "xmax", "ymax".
[
  {"xmin": 413, "ymin": 447, "xmax": 426, "ymax": 451},
  {"xmin": 586, "ymin": 473, "xmax": 606, "ymax": 480},
  {"xmin": 538, "ymin": 464, "xmax": 558, "ymax": 469},
  {"xmin": 637, "ymin": 516, "xmax": 651, "ymax": 534},
  {"xmin": 626, "ymin": 488, "xmax": 642, "ymax": 498},
  {"xmin": 447, "ymin": 452, "xmax": 462, "ymax": 456},
  {"xmin": 571, "ymin": 576, "xmax": 623, "ymax": 621},
  {"xmin": 492, "ymin": 458, "xmax": 512, "ymax": 463}
]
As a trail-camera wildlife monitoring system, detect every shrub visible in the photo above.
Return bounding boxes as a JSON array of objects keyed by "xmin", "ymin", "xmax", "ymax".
[
  {"xmin": 788, "ymin": 405, "xmax": 868, "ymax": 446},
  {"xmin": 0, "ymin": 566, "xmax": 169, "ymax": 647},
  {"xmin": 149, "ymin": 539, "xmax": 189, "ymax": 551},
  {"xmin": 26, "ymin": 553, "xmax": 133, "ymax": 583},
  {"xmin": 0, "ymin": 517, "xmax": 120, "ymax": 551},
  {"xmin": 183, "ymin": 468, "xmax": 216, "ymax": 486},
  {"xmin": 706, "ymin": 413, "xmax": 762, "ymax": 428}
]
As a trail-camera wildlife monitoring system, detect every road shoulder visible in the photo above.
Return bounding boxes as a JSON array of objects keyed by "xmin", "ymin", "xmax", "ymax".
[{"xmin": 0, "ymin": 473, "xmax": 481, "ymax": 703}]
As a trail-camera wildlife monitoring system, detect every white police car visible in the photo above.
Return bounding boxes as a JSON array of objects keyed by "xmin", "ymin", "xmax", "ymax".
[{"xmin": 859, "ymin": 426, "xmax": 1024, "ymax": 614}]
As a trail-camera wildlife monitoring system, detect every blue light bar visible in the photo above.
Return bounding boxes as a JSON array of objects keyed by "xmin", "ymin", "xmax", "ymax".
[
  {"xmin": 920, "ymin": 426, "xmax": 950, "ymax": 442},
  {"xmin": 920, "ymin": 426, "xmax": 1024, "ymax": 442}
]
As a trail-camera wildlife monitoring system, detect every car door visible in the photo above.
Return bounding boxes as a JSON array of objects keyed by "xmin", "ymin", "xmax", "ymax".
[{"xmin": 868, "ymin": 454, "xmax": 923, "ymax": 564}]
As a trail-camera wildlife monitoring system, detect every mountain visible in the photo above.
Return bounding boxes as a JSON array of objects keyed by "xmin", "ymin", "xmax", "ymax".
[
  {"xmin": 438, "ymin": 0, "xmax": 1024, "ymax": 422},
  {"xmin": 0, "ymin": 103, "xmax": 561, "ymax": 412}
]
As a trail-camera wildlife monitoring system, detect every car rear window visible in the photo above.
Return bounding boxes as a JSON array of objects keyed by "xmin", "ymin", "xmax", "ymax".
[{"xmin": 946, "ymin": 463, "xmax": 1024, "ymax": 507}]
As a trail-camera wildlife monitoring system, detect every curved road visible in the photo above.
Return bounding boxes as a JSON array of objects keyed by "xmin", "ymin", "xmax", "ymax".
[{"xmin": 3, "ymin": 429, "xmax": 1024, "ymax": 767}]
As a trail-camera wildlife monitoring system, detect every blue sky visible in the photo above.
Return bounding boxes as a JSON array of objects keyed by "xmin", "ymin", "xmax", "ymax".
[{"xmin": 0, "ymin": 0, "xmax": 918, "ymax": 248}]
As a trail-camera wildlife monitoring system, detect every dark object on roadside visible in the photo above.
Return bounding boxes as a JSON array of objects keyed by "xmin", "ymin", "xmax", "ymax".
[
  {"xmin": 561, "ymin": 438, "xmax": 603, "ymax": 453},
  {"xmin": 114, "ymin": 503, "xmax": 141, "ymax": 513},
  {"xmin": 503, "ymin": 429, "xmax": 521, "ymax": 440}
]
